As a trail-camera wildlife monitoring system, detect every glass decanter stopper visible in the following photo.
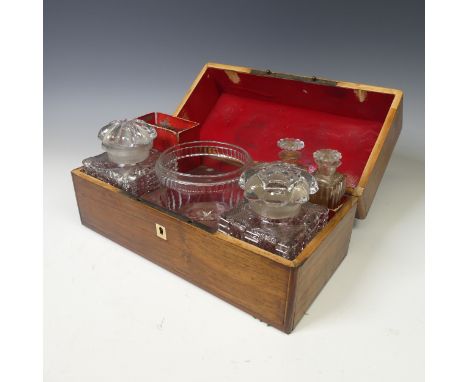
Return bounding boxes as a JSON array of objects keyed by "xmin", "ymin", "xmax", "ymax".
[
  {"xmin": 309, "ymin": 149, "xmax": 346, "ymax": 210},
  {"xmin": 218, "ymin": 162, "xmax": 329, "ymax": 260},
  {"xmin": 82, "ymin": 118, "xmax": 160, "ymax": 196},
  {"xmin": 277, "ymin": 138, "xmax": 305, "ymax": 166}
]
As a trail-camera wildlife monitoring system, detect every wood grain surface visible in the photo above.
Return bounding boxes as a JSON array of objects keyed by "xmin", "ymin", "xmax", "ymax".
[
  {"xmin": 355, "ymin": 100, "xmax": 403, "ymax": 218},
  {"xmin": 72, "ymin": 168, "xmax": 357, "ymax": 332}
]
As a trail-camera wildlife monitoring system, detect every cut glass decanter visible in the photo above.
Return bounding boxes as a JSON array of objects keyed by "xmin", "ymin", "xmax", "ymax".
[
  {"xmin": 82, "ymin": 118, "xmax": 160, "ymax": 196},
  {"xmin": 218, "ymin": 162, "xmax": 329, "ymax": 260},
  {"xmin": 309, "ymin": 149, "xmax": 346, "ymax": 209}
]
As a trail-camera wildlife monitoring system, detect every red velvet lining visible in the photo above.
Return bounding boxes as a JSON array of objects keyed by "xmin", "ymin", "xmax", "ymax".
[{"xmin": 176, "ymin": 68, "xmax": 394, "ymax": 188}]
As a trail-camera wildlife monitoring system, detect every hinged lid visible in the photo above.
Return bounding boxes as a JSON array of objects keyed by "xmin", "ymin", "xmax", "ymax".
[{"xmin": 173, "ymin": 63, "xmax": 403, "ymax": 218}]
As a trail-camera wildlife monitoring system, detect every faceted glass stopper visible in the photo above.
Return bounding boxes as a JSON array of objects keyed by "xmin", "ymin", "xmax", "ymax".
[
  {"xmin": 313, "ymin": 149, "xmax": 342, "ymax": 176},
  {"xmin": 98, "ymin": 119, "xmax": 157, "ymax": 165},
  {"xmin": 277, "ymin": 138, "xmax": 305, "ymax": 151},
  {"xmin": 239, "ymin": 162, "xmax": 318, "ymax": 219},
  {"xmin": 277, "ymin": 138, "xmax": 305, "ymax": 165}
]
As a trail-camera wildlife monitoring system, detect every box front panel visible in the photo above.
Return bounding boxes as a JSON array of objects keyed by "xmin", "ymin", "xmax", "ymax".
[{"xmin": 72, "ymin": 170, "xmax": 292, "ymax": 330}]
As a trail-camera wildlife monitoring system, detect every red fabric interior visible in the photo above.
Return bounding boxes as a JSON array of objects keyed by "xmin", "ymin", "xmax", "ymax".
[{"xmin": 176, "ymin": 68, "xmax": 394, "ymax": 188}]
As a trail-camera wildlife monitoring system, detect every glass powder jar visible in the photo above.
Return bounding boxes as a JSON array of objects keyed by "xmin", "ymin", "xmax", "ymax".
[
  {"xmin": 82, "ymin": 118, "xmax": 160, "ymax": 196},
  {"xmin": 154, "ymin": 141, "xmax": 253, "ymax": 228}
]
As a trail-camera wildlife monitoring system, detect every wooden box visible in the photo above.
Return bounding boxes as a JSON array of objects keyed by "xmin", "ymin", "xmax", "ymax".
[{"xmin": 72, "ymin": 63, "xmax": 403, "ymax": 333}]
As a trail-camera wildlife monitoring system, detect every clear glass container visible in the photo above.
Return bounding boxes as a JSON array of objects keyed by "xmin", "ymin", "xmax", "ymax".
[
  {"xmin": 82, "ymin": 118, "xmax": 160, "ymax": 196},
  {"xmin": 277, "ymin": 138, "xmax": 305, "ymax": 166},
  {"xmin": 153, "ymin": 141, "xmax": 252, "ymax": 228},
  {"xmin": 218, "ymin": 162, "xmax": 329, "ymax": 260},
  {"xmin": 98, "ymin": 119, "xmax": 157, "ymax": 165},
  {"xmin": 309, "ymin": 149, "xmax": 346, "ymax": 209}
]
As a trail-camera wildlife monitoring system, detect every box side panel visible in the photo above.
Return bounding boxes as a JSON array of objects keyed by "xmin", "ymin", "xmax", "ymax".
[
  {"xmin": 72, "ymin": 170, "xmax": 291, "ymax": 330},
  {"xmin": 288, "ymin": 199, "xmax": 357, "ymax": 331},
  {"xmin": 356, "ymin": 101, "xmax": 403, "ymax": 218}
]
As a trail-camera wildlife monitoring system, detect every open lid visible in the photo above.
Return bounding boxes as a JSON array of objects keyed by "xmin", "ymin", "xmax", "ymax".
[{"xmin": 173, "ymin": 63, "xmax": 403, "ymax": 200}]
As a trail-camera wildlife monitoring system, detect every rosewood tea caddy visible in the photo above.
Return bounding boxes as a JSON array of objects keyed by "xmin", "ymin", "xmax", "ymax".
[{"xmin": 72, "ymin": 63, "xmax": 403, "ymax": 333}]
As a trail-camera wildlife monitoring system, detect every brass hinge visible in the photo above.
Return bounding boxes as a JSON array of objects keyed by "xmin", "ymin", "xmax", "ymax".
[{"xmin": 250, "ymin": 69, "xmax": 337, "ymax": 87}]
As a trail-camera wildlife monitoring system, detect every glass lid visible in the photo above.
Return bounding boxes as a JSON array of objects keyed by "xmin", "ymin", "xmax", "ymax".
[{"xmin": 98, "ymin": 119, "xmax": 157, "ymax": 149}]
